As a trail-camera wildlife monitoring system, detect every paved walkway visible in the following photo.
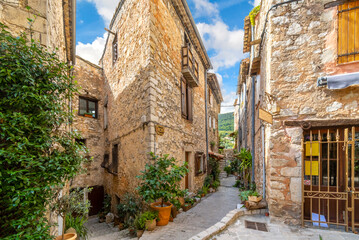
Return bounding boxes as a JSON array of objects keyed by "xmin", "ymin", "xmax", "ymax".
[
  {"xmin": 141, "ymin": 176, "xmax": 240, "ymax": 240},
  {"xmin": 85, "ymin": 217, "xmax": 136, "ymax": 240},
  {"xmin": 212, "ymin": 214, "xmax": 358, "ymax": 240}
]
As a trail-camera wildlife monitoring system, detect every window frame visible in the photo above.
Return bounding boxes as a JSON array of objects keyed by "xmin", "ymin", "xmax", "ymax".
[{"xmin": 78, "ymin": 96, "xmax": 98, "ymax": 119}]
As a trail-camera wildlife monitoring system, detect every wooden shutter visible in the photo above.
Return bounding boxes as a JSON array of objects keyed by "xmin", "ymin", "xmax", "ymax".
[
  {"xmin": 101, "ymin": 154, "xmax": 110, "ymax": 169},
  {"xmin": 181, "ymin": 78, "xmax": 187, "ymax": 118},
  {"xmin": 194, "ymin": 153, "xmax": 201, "ymax": 175},
  {"xmin": 338, "ymin": 1, "xmax": 359, "ymax": 63},
  {"xmin": 187, "ymin": 86, "xmax": 193, "ymax": 121},
  {"xmin": 113, "ymin": 34, "xmax": 118, "ymax": 64},
  {"xmin": 203, "ymin": 154, "xmax": 207, "ymax": 173}
]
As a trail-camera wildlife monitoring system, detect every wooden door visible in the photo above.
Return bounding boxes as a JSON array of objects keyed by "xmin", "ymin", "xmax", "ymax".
[{"xmin": 88, "ymin": 185, "xmax": 104, "ymax": 216}]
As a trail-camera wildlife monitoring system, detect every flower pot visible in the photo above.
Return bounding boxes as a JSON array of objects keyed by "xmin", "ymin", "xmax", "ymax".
[
  {"xmin": 182, "ymin": 204, "xmax": 192, "ymax": 212},
  {"xmin": 171, "ymin": 205, "xmax": 178, "ymax": 219},
  {"xmin": 145, "ymin": 219, "xmax": 156, "ymax": 231},
  {"xmin": 248, "ymin": 195, "xmax": 262, "ymax": 203},
  {"xmin": 84, "ymin": 114, "xmax": 93, "ymax": 118},
  {"xmin": 137, "ymin": 230, "xmax": 144, "ymax": 238},
  {"xmin": 55, "ymin": 233, "xmax": 77, "ymax": 240},
  {"xmin": 150, "ymin": 202, "xmax": 173, "ymax": 226},
  {"xmin": 118, "ymin": 222, "xmax": 125, "ymax": 230}
]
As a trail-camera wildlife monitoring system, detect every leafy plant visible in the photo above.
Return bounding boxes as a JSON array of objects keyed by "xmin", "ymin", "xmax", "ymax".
[
  {"xmin": 51, "ymin": 188, "xmax": 91, "ymax": 239},
  {"xmin": 212, "ymin": 180, "xmax": 220, "ymax": 190},
  {"xmin": 224, "ymin": 165, "xmax": 232, "ymax": 176},
  {"xmin": 65, "ymin": 215, "xmax": 88, "ymax": 240},
  {"xmin": 117, "ymin": 193, "xmax": 142, "ymax": 224},
  {"xmin": 202, "ymin": 185, "xmax": 209, "ymax": 195},
  {"xmin": 236, "ymin": 148, "xmax": 252, "ymax": 189},
  {"xmin": 140, "ymin": 211, "xmax": 159, "ymax": 221},
  {"xmin": 134, "ymin": 215, "xmax": 146, "ymax": 231},
  {"xmin": 249, "ymin": 5, "xmax": 261, "ymax": 26},
  {"xmin": 239, "ymin": 190, "xmax": 259, "ymax": 202},
  {"xmin": 137, "ymin": 153, "xmax": 188, "ymax": 207},
  {"xmin": 184, "ymin": 197, "xmax": 194, "ymax": 205},
  {"xmin": 99, "ymin": 194, "xmax": 111, "ymax": 217},
  {"xmin": 210, "ymin": 141, "xmax": 216, "ymax": 147},
  {"xmin": 0, "ymin": 22, "xmax": 88, "ymax": 239}
]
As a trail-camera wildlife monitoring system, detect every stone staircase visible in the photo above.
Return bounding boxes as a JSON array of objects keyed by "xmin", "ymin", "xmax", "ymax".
[
  {"xmin": 219, "ymin": 158, "xmax": 227, "ymax": 179},
  {"xmin": 85, "ymin": 217, "xmax": 136, "ymax": 240}
]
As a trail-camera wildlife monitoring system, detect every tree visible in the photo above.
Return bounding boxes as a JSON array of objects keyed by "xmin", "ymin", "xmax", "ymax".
[{"xmin": 0, "ymin": 23, "xmax": 87, "ymax": 239}]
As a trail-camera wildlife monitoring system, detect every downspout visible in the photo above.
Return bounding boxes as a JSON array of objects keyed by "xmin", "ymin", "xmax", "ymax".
[
  {"xmin": 251, "ymin": 24, "xmax": 256, "ymax": 184},
  {"xmin": 261, "ymin": 124, "xmax": 266, "ymax": 199},
  {"xmin": 237, "ymin": 102, "xmax": 241, "ymax": 152},
  {"xmin": 205, "ymin": 70, "xmax": 209, "ymax": 164},
  {"xmin": 251, "ymin": 76, "xmax": 256, "ymax": 184}
]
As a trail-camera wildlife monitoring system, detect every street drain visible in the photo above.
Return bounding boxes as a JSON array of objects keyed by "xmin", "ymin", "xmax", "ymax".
[{"xmin": 244, "ymin": 220, "xmax": 268, "ymax": 232}]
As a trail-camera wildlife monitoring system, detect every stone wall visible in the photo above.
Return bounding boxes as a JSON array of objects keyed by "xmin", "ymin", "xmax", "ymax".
[
  {"xmin": 71, "ymin": 56, "xmax": 105, "ymax": 188},
  {"xmin": 260, "ymin": 0, "xmax": 359, "ymax": 225},
  {"xmin": 208, "ymin": 90, "xmax": 220, "ymax": 153},
  {"xmin": 100, "ymin": 0, "xmax": 151, "ymax": 208},
  {"xmin": 148, "ymin": 0, "xmax": 208, "ymax": 192}
]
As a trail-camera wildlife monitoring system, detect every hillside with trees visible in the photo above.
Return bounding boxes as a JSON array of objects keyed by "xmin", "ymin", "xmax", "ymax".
[{"xmin": 218, "ymin": 112, "xmax": 234, "ymax": 132}]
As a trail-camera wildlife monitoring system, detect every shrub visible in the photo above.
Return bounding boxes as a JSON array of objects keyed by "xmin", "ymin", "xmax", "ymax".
[
  {"xmin": 117, "ymin": 193, "xmax": 142, "ymax": 225},
  {"xmin": 65, "ymin": 215, "xmax": 88, "ymax": 240},
  {"xmin": 239, "ymin": 190, "xmax": 259, "ymax": 202},
  {"xmin": 137, "ymin": 153, "xmax": 188, "ymax": 207},
  {"xmin": 0, "ymin": 23, "xmax": 87, "ymax": 239}
]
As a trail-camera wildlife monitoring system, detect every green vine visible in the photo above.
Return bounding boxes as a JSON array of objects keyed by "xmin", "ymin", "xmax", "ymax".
[{"xmin": 249, "ymin": 5, "xmax": 261, "ymax": 26}]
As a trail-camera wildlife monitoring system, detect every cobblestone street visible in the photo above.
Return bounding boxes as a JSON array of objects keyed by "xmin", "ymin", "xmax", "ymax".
[
  {"xmin": 141, "ymin": 176, "xmax": 239, "ymax": 240},
  {"xmin": 212, "ymin": 215, "xmax": 359, "ymax": 240}
]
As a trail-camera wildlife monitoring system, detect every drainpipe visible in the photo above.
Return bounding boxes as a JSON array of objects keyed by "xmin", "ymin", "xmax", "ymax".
[
  {"xmin": 261, "ymin": 124, "xmax": 266, "ymax": 199},
  {"xmin": 205, "ymin": 70, "xmax": 209, "ymax": 164},
  {"xmin": 251, "ymin": 76, "xmax": 256, "ymax": 184},
  {"xmin": 237, "ymin": 102, "xmax": 241, "ymax": 152}
]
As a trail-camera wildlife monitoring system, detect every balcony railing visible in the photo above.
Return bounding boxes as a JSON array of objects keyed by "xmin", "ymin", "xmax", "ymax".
[{"xmin": 182, "ymin": 45, "xmax": 199, "ymax": 87}]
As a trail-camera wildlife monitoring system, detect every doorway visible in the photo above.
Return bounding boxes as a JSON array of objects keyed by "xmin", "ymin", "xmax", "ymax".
[
  {"xmin": 185, "ymin": 152, "xmax": 189, "ymax": 190},
  {"xmin": 302, "ymin": 127, "xmax": 359, "ymax": 233},
  {"xmin": 88, "ymin": 185, "xmax": 104, "ymax": 216}
]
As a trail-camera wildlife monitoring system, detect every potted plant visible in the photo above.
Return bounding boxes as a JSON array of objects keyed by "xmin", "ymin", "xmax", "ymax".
[
  {"xmin": 140, "ymin": 211, "xmax": 158, "ymax": 231},
  {"xmin": 117, "ymin": 193, "xmax": 142, "ymax": 227},
  {"xmin": 83, "ymin": 112, "xmax": 93, "ymax": 118},
  {"xmin": 137, "ymin": 153, "xmax": 188, "ymax": 226},
  {"xmin": 134, "ymin": 215, "xmax": 146, "ymax": 238},
  {"xmin": 182, "ymin": 197, "xmax": 194, "ymax": 212},
  {"xmin": 65, "ymin": 215, "xmax": 89, "ymax": 240},
  {"xmin": 52, "ymin": 188, "xmax": 91, "ymax": 240}
]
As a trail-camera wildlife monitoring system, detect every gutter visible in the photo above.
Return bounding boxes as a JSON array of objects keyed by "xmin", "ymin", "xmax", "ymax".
[{"xmin": 205, "ymin": 70, "xmax": 209, "ymax": 166}]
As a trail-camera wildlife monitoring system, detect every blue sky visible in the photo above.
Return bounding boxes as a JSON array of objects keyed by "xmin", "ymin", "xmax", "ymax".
[{"xmin": 76, "ymin": 0, "xmax": 260, "ymax": 113}]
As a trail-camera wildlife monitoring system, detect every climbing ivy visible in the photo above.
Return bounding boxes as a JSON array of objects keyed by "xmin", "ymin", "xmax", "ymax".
[
  {"xmin": 0, "ymin": 23, "xmax": 87, "ymax": 239},
  {"xmin": 249, "ymin": 5, "xmax": 261, "ymax": 26}
]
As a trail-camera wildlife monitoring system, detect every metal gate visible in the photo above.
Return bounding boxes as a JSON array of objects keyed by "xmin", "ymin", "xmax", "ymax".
[{"xmin": 302, "ymin": 127, "xmax": 359, "ymax": 233}]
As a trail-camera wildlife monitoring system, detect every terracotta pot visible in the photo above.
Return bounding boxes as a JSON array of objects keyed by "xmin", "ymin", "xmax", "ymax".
[
  {"xmin": 171, "ymin": 205, "xmax": 178, "ymax": 218},
  {"xmin": 137, "ymin": 230, "xmax": 144, "ymax": 238},
  {"xmin": 118, "ymin": 223, "xmax": 124, "ymax": 230},
  {"xmin": 55, "ymin": 233, "xmax": 77, "ymax": 240},
  {"xmin": 145, "ymin": 219, "xmax": 156, "ymax": 231},
  {"xmin": 150, "ymin": 202, "xmax": 172, "ymax": 226},
  {"xmin": 248, "ymin": 195, "xmax": 262, "ymax": 203},
  {"xmin": 182, "ymin": 204, "xmax": 192, "ymax": 212}
]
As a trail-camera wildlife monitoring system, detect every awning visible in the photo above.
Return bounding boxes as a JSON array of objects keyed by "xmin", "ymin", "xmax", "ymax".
[{"xmin": 317, "ymin": 72, "xmax": 359, "ymax": 89}]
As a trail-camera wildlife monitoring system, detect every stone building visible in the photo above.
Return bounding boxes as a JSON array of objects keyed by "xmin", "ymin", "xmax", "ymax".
[
  {"xmin": 71, "ymin": 0, "xmax": 222, "ymax": 213},
  {"xmin": 208, "ymin": 73, "xmax": 223, "ymax": 153},
  {"xmin": 0, "ymin": 0, "xmax": 76, "ymax": 64},
  {"xmin": 236, "ymin": 0, "xmax": 359, "ymax": 232}
]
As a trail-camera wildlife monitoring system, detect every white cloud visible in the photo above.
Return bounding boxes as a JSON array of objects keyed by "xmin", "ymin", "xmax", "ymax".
[
  {"xmin": 250, "ymin": 0, "xmax": 261, "ymax": 6},
  {"xmin": 83, "ymin": 0, "xmax": 119, "ymax": 25},
  {"xmin": 216, "ymin": 73, "xmax": 223, "ymax": 88},
  {"xmin": 197, "ymin": 20, "xmax": 244, "ymax": 71},
  {"xmin": 193, "ymin": 0, "xmax": 219, "ymax": 19},
  {"xmin": 76, "ymin": 33, "xmax": 108, "ymax": 65},
  {"xmin": 220, "ymin": 90, "xmax": 236, "ymax": 113}
]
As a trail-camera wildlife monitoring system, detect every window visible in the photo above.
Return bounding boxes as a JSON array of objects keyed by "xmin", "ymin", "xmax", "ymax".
[
  {"xmin": 209, "ymin": 116, "xmax": 212, "ymax": 128},
  {"xmin": 208, "ymin": 88, "xmax": 212, "ymax": 105},
  {"xmin": 195, "ymin": 152, "xmax": 206, "ymax": 176},
  {"xmin": 111, "ymin": 144, "xmax": 118, "ymax": 174},
  {"xmin": 113, "ymin": 33, "xmax": 118, "ymax": 64},
  {"xmin": 213, "ymin": 117, "xmax": 216, "ymax": 130},
  {"xmin": 338, "ymin": 2, "xmax": 359, "ymax": 64},
  {"xmin": 181, "ymin": 77, "xmax": 193, "ymax": 121},
  {"xmin": 101, "ymin": 154, "xmax": 110, "ymax": 169},
  {"xmin": 79, "ymin": 97, "xmax": 98, "ymax": 118}
]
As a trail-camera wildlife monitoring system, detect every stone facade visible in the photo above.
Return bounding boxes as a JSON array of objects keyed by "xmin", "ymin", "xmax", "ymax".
[
  {"xmin": 69, "ymin": 0, "xmax": 220, "ymax": 211},
  {"xmin": 236, "ymin": 0, "xmax": 359, "ymax": 226},
  {"xmin": 0, "ymin": 0, "xmax": 75, "ymax": 63}
]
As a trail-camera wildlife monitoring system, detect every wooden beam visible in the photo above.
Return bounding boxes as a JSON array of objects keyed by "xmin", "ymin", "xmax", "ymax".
[
  {"xmin": 284, "ymin": 119, "xmax": 359, "ymax": 128},
  {"xmin": 324, "ymin": 0, "xmax": 357, "ymax": 9},
  {"xmin": 250, "ymin": 39, "xmax": 261, "ymax": 46}
]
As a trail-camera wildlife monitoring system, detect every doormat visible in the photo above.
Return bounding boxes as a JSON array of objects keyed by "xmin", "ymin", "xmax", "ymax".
[{"xmin": 244, "ymin": 220, "xmax": 268, "ymax": 232}]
